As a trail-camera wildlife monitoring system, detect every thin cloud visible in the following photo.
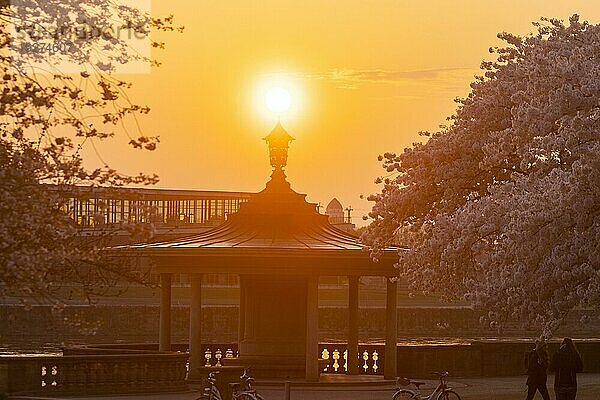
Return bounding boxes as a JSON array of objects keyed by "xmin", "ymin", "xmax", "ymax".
[{"xmin": 302, "ymin": 67, "xmax": 476, "ymax": 89}]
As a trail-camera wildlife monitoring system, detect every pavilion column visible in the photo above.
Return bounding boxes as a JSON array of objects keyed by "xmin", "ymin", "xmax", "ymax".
[
  {"xmin": 305, "ymin": 275, "xmax": 319, "ymax": 381},
  {"xmin": 238, "ymin": 278, "xmax": 245, "ymax": 344},
  {"xmin": 384, "ymin": 277, "xmax": 398, "ymax": 379},
  {"xmin": 188, "ymin": 273, "xmax": 203, "ymax": 380},
  {"xmin": 347, "ymin": 275, "xmax": 359, "ymax": 375},
  {"xmin": 159, "ymin": 273, "xmax": 172, "ymax": 352}
]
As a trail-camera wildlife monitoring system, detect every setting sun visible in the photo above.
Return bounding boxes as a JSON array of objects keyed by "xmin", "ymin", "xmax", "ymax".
[
  {"xmin": 265, "ymin": 86, "xmax": 291, "ymax": 113},
  {"xmin": 252, "ymin": 73, "xmax": 304, "ymax": 123}
]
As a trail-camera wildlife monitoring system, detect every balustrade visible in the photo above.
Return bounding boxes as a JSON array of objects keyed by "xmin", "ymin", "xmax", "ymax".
[
  {"xmin": 319, "ymin": 343, "xmax": 383, "ymax": 375},
  {"xmin": 203, "ymin": 345, "xmax": 238, "ymax": 367},
  {"xmin": 5, "ymin": 340, "xmax": 597, "ymax": 396},
  {"xmin": 1, "ymin": 353, "xmax": 188, "ymax": 395}
]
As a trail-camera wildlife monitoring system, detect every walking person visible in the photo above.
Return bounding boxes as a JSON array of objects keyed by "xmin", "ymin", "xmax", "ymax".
[
  {"xmin": 550, "ymin": 338, "xmax": 584, "ymax": 400},
  {"xmin": 524, "ymin": 339, "xmax": 551, "ymax": 400}
]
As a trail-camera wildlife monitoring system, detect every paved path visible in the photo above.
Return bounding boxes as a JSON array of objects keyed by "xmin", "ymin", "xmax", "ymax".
[
  {"xmin": 254, "ymin": 374, "xmax": 600, "ymax": 400},
  {"xmin": 12, "ymin": 374, "xmax": 600, "ymax": 400}
]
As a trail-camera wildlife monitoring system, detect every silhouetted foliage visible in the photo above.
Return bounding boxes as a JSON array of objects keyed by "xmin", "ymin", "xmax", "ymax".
[{"xmin": 0, "ymin": 1, "xmax": 182, "ymax": 304}]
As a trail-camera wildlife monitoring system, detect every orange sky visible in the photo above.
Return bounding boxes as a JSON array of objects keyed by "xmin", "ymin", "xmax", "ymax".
[{"xmin": 91, "ymin": 1, "xmax": 600, "ymax": 225}]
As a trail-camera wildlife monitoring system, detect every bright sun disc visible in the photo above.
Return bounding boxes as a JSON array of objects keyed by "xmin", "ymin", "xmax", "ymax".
[{"xmin": 265, "ymin": 87, "xmax": 291, "ymax": 113}]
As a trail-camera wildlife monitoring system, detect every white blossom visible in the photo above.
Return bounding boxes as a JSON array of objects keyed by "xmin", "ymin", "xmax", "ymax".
[{"xmin": 364, "ymin": 15, "xmax": 600, "ymax": 335}]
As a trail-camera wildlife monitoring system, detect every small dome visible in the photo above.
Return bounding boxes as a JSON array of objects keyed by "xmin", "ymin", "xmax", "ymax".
[
  {"xmin": 325, "ymin": 198, "xmax": 344, "ymax": 224},
  {"xmin": 326, "ymin": 198, "xmax": 343, "ymax": 211}
]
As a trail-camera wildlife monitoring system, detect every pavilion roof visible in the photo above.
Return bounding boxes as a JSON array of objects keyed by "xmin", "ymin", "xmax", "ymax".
[
  {"xmin": 131, "ymin": 169, "xmax": 368, "ymax": 251},
  {"xmin": 123, "ymin": 123, "xmax": 399, "ymax": 275}
]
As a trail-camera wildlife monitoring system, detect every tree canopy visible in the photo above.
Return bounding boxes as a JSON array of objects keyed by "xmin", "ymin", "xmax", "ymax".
[
  {"xmin": 0, "ymin": 1, "xmax": 181, "ymax": 303},
  {"xmin": 363, "ymin": 15, "xmax": 599, "ymax": 335}
]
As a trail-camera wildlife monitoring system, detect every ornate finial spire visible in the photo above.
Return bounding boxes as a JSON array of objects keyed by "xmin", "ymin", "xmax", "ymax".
[{"xmin": 263, "ymin": 121, "xmax": 295, "ymax": 170}]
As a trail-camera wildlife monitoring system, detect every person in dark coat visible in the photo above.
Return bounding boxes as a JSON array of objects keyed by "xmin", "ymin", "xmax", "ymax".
[
  {"xmin": 524, "ymin": 339, "xmax": 550, "ymax": 400},
  {"xmin": 550, "ymin": 337, "xmax": 584, "ymax": 400}
]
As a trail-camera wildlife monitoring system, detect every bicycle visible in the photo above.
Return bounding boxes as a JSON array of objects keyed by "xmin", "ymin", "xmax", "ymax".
[
  {"xmin": 231, "ymin": 368, "xmax": 265, "ymax": 400},
  {"xmin": 392, "ymin": 371, "xmax": 462, "ymax": 400},
  {"xmin": 198, "ymin": 371, "xmax": 223, "ymax": 400}
]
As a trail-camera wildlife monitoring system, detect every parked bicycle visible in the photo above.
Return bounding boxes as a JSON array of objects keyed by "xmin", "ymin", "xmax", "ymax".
[
  {"xmin": 393, "ymin": 371, "xmax": 461, "ymax": 400},
  {"xmin": 198, "ymin": 371, "xmax": 223, "ymax": 400},
  {"xmin": 231, "ymin": 368, "xmax": 265, "ymax": 400}
]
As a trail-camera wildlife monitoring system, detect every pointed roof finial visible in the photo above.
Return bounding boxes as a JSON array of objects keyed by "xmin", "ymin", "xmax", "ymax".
[{"xmin": 263, "ymin": 121, "xmax": 295, "ymax": 170}]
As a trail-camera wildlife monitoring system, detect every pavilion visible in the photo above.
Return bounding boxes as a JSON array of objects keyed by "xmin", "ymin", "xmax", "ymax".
[{"xmin": 131, "ymin": 122, "xmax": 399, "ymax": 381}]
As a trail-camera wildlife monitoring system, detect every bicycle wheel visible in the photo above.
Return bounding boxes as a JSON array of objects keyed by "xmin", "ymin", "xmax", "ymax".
[
  {"xmin": 392, "ymin": 389, "xmax": 418, "ymax": 400},
  {"xmin": 437, "ymin": 390, "xmax": 462, "ymax": 400}
]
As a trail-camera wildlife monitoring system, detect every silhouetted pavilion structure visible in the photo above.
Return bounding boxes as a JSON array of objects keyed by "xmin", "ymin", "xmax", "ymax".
[{"xmin": 132, "ymin": 122, "xmax": 398, "ymax": 381}]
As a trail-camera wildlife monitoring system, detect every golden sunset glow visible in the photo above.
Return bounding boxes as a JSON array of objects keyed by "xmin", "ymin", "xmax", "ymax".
[
  {"xmin": 98, "ymin": 1, "xmax": 600, "ymax": 226},
  {"xmin": 3, "ymin": 0, "xmax": 600, "ymax": 389}
]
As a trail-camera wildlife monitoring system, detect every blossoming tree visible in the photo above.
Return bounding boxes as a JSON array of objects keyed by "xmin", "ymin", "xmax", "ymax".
[
  {"xmin": 0, "ymin": 1, "xmax": 181, "ymax": 303},
  {"xmin": 363, "ymin": 15, "xmax": 599, "ymax": 334}
]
